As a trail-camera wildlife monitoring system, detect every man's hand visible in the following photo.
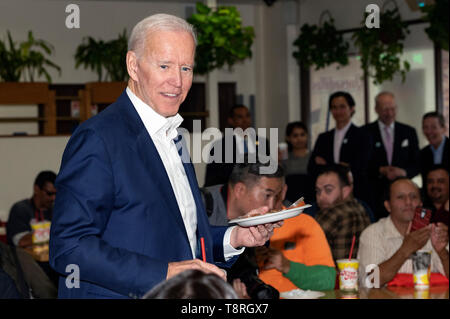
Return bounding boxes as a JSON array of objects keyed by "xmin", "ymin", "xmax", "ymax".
[
  {"xmin": 400, "ymin": 225, "xmax": 431, "ymax": 256},
  {"xmin": 315, "ymin": 156, "xmax": 327, "ymax": 165},
  {"xmin": 167, "ymin": 259, "xmax": 226, "ymax": 281},
  {"xmin": 18, "ymin": 233, "xmax": 33, "ymax": 248},
  {"xmin": 232, "ymin": 279, "xmax": 250, "ymax": 299},
  {"xmin": 431, "ymin": 223, "xmax": 449, "ymax": 255},
  {"xmin": 262, "ymin": 248, "xmax": 290, "ymax": 274},
  {"xmin": 230, "ymin": 206, "xmax": 283, "ymax": 249},
  {"xmin": 380, "ymin": 166, "xmax": 406, "ymax": 180}
]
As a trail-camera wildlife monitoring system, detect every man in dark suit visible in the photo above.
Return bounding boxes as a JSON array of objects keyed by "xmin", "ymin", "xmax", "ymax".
[
  {"xmin": 307, "ymin": 91, "xmax": 371, "ymax": 203},
  {"xmin": 49, "ymin": 14, "xmax": 278, "ymax": 299},
  {"xmin": 204, "ymin": 105, "xmax": 271, "ymax": 187},
  {"xmin": 364, "ymin": 91, "xmax": 420, "ymax": 220},
  {"xmin": 420, "ymin": 111, "xmax": 449, "ymax": 187}
]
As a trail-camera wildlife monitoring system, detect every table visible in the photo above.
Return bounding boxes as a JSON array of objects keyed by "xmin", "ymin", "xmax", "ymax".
[{"xmin": 320, "ymin": 285, "xmax": 449, "ymax": 299}]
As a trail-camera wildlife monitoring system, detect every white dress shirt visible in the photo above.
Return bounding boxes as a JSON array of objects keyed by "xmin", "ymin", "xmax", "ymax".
[
  {"xmin": 358, "ymin": 216, "xmax": 447, "ymax": 287},
  {"xmin": 126, "ymin": 88, "xmax": 242, "ymax": 260},
  {"xmin": 333, "ymin": 121, "xmax": 352, "ymax": 164}
]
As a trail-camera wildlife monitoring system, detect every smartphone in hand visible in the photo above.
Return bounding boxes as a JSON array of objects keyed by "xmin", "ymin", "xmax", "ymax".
[{"xmin": 410, "ymin": 206, "xmax": 432, "ymax": 232}]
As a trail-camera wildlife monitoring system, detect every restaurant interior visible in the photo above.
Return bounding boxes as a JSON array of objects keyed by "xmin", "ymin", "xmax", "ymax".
[{"xmin": 0, "ymin": 0, "xmax": 448, "ymax": 302}]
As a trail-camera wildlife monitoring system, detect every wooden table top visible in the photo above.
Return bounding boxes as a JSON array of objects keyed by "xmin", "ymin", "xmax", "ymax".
[{"xmin": 320, "ymin": 285, "xmax": 449, "ymax": 299}]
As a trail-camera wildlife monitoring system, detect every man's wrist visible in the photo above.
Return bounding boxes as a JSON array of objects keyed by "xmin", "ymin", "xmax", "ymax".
[
  {"xmin": 228, "ymin": 226, "xmax": 243, "ymax": 250},
  {"xmin": 398, "ymin": 243, "xmax": 414, "ymax": 260}
]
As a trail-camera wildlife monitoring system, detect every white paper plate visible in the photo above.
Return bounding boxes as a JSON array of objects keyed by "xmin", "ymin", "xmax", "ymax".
[
  {"xmin": 280, "ymin": 289, "xmax": 325, "ymax": 299},
  {"xmin": 228, "ymin": 204, "xmax": 311, "ymax": 227}
]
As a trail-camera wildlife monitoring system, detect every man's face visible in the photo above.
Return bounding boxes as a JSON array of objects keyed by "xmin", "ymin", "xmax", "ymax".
[
  {"xmin": 130, "ymin": 30, "xmax": 195, "ymax": 117},
  {"xmin": 423, "ymin": 117, "xmax": 446, "ymax": 147},
  {"xmin": 35, "ymin": 182, "xmax": 57, "ymax": 210},
  {"xmin": 315, "ymin": 173, "xmax": 346, "ymax": 210},
  {"xmin": 385, "ymin": 179, "xmax": 421, "ymax": 224},
  {"xmin": 238, "ymin": 177, "xmax": 284, "ymax": 216},
  {"xmin": 330, "ymin": 96, "xmax": 354, "ymax": 127},
  {"xmin": 229, "ymin": 107, "xmax": 251, "ymax": 130},
  {"xmin": 427, "ymin": 169, "xmax": 449, "ymax": 204},
  {"xmin": 375, "ymin": 94, "xmax": 397, "ymax": 126}
]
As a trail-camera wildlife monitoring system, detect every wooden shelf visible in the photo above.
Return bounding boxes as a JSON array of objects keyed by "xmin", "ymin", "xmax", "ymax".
[
  {"xmin": 55, "ymin": 96, "xmax": 80, "ymax": 101},
  {"xmin": 0, "ymin": 117, "xmax": 46, "ymax": 122},
  {"xmin": 55, "ymin": 116, "xmax": 80, "ymax": 121}
]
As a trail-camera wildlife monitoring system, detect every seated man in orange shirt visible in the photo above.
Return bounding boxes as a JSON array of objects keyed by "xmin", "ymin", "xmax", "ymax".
[{"xmin": 257, "ymin": 192, "xmax": 336, "ymax": 292}]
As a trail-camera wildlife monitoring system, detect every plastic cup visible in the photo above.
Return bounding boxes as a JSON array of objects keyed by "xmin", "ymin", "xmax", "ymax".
[
  {"xmin": 337, "ymin": 259, "xmax": 359, "ymax": 292},
  {"xmin": 412, "ymin": 250, "xmax": 431, "ymax": 290}
]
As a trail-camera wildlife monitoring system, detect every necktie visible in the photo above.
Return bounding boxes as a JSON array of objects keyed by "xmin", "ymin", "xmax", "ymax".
[{"xmin": 384, "ymin": 126, "xmax": 393, "ymax": 165}]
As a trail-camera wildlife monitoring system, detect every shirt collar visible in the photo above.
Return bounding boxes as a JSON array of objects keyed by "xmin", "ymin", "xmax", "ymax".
[
  {"xmin": 431, "ymin": 135, "xmax": 446, "ymax": 152},
  {"xmin": 384, "ymin": 216, "xmax": 404, "ymax": 239},
  {"xmin": 336, "ymin": 121, "xmax": 352, "ymax": 134},
  {"xmin": 378, "ymin": 120, "xmax": 394, "ymax": 131},
  {"xmin": 126, "ymin": 87, "xmax": 183, "ymax": 140}
]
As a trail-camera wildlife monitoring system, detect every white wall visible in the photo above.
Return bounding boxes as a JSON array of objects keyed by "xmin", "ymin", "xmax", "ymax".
[{"xmin": 0, "ymin": 136, "xmax": 69, "ymax": 221}]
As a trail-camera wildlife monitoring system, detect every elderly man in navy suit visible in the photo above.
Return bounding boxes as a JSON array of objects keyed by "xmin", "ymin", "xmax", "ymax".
[
  {"xmin": 49, "ymin": 14, "xmax": 279, "ymax": 299},
  {"xmin": 364, "ymin": 91, "xmax": 420, "ymax": 220}
]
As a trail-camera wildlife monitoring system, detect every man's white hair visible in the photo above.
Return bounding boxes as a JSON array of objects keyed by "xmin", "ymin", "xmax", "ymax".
[{"xmin": 128, "ymin": 13, "xmax": 197, "ymax": 57}]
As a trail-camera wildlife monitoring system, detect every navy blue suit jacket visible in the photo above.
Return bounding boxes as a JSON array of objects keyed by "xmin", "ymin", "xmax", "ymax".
[
  {"xmin": 364, "ymin": 121, "xmax": 420, "ymax": 219},
  {"xmin": 365, "ymin": 121, "xmax": 420, "ymax": 180},
  {"xmin": 49, "ymin": 91, "xmax": 232, "ymax": 299}
]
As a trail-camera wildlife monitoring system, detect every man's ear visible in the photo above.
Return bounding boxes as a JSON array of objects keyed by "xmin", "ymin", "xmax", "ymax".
[
  {"xmin": 342, "ymin": 185, "xmax": 352, "ymax": 200},
  {"xmin": 33, "ymin": 184, "xmax": 40, "ymax": 195},
  {"xmin": 384, "ymin": 200, "xmax": 391, "ymax": 213},
  {"xmin": 126, "ymin": 51, "xmax": 139, "ymax": 82},
  {"xmin": 232, "ymin": 182, "xmax": 247, "ymax": 199}
]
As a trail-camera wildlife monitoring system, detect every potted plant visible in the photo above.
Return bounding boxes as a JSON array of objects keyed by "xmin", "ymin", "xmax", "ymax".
[
  {"xmin": 187, "ymin": 2, "xmax": 255, "ymax": 75},
  {"xmin": 0, "ymin": 30, "xmax": 61, "ymax": 82},
  {"xmin": 74, "ymin": 29, "xmax": 129, "ymax": 119},
  {"xmin": 420, "ymin": 0, "xmax": 449, "ymax": 51},
  {"xmin": 292, "ymin": 11, "xmax": 350, "ymax": 70},
  {"xmin": 0, "ymin": 30, "xmax": 61, "ymax": 135},
  {"xmin": 352, "ymin": 1, "xmax": 410, "ymax": 84},
  {"xmin": 74, "ymin": 29, "xmax": 128, "ymax": 82}
]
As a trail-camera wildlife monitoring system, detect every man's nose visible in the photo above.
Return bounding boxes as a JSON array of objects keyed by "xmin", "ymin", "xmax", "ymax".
[
  {"xmin": 169, "ymin": 68, "xmax": 182, "ymax": 87},
  {"xmin": 267, "ymin": 198, "xmax": 276, "ymax": 210}
]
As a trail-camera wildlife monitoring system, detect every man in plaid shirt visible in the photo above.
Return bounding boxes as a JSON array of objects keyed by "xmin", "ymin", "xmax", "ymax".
[{"xmin": 315, "ymin": 165, "xmax": 371, "ymax": 261}]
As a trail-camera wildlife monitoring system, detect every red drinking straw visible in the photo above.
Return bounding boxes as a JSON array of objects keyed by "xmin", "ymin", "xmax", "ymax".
[
  {"xmin": 200, "ymin": 237, "xmax": 206, "ymax": 262},
  {"xmin": 349, "ymin": 235, "xmax": 356, "ymax": 261}
]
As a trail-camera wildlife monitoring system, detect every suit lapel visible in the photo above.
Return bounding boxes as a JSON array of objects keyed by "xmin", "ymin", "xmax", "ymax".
[
  {"xmin": 117, "ymin": 91, "xmax": 190, "ymax": 245},
  {"xmin": 373, "ymin": 122, "xmax": 388, "ymax": 165},
  {"xmin": 339, "ymin": 124, "xmax": 354, "ymax": 162},
  {"xmin": 392, "ymin": 122, "xmax": 402, "ymax": 165},
  {"xmin": 175, "ymin": 131, "xmax": 213, "ymax": 261}
]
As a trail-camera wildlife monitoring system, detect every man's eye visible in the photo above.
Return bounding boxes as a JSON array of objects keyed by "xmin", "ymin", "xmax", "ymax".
[
  {"xmin": 181, "ymin": 66, "xmax": 192, "ymax": 72},
  {"xmin": 160, "ymin": 65, "xmax": 168, "ymax": 70}
]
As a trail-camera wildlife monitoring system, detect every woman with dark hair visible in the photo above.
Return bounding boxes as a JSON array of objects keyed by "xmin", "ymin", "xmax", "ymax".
[
  {"xmin": 307, "ymin": 91, "xmax": 371, "ymax": 204},
  {"xmin": 281, "ymin": 122, "xmax": 315, "ymax": 203},
  {"xmin": 283, "ymin": 121, "xmax": 310, "ymax": 176},
  {"xmin": 143, "ymin": 269, "xmax": 238, "ymax": 299}
]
